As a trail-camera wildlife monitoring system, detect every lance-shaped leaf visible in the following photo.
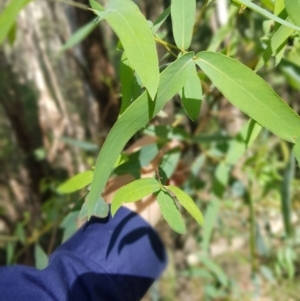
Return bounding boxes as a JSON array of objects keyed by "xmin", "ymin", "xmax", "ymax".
[
  {"xmin": 255, "ymin": 18, "xmax": 294, "ymax": 72},
  {"xmin": 171, "ymin": 0, "xmax": 196, "ymax": 50},
  {"xmin": 0, "ymin": 0, "xmax": 32, "ymax": 45},
  {"xmin": 293, "ymin": 137, "xmax": 300, "ymax": 166},
  {"xmin": 233, "ymin": 0, "xmax": 300, "ymax": 31},
  {"xmin": 80, "ymin": 195, "xmax": 109, "ymax": 219},
  {"xmin": 179, "ymin": 66, "xmax": 202, "ymax": 121},
  {"xmin": 119, "ymin": 53, "xmax": 142, "ymax": 115},
  {"xmin": 166, "ymin": 185, "xmax": 204, "ymax": 226},
  {"xmin": 57, "ymin": 170, "xmax": 93, "ymax": 194},
  {"xmin": 152, "ymin": 6, "xmax": 170, "ymax": 34},
  {"xmin": 60, "ymin": 21, "xmax": 97, "ymax": 52},
  {"xmin": 111, "ymin": 178, "xmax": 161, "ymax": 216},
  {"xmin": 196, "ymin": 51, "xmax": 300, "ymax": 143},
  {"xmin": 285, "ymin": 0, "xmax": 300, "ymax": 26},
  {"xmin": 98, "ymin": 0, "xmax": 159, "ymax": 99},
  {"xmin": 89, "ymin": 0, "xmax": 104, "ymax": 12},
  {"xmin": 156, "ymin": 189, "xmax": 185, "ymax": 234},
  {"xmin": 88, "ymin": 53, "xmax": 194, "ymax": 217}
]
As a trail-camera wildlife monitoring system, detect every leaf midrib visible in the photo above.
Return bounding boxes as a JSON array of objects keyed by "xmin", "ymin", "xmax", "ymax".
[{"xmin": 198, "ymin": 57, "xmax": 298, "ymax": 141}]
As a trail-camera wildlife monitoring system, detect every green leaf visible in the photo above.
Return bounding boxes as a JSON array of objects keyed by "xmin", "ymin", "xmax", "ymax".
[
  {"xmin": 60, "ymin": 211, "xmax": 80, "ymax": 242},
  {"xmin": 152, "ymin": 6, "xmax": 170, "ymax": 34},
  {"xmin": 91, "ymin": 197, "xmax": 109, "ymax": 218},
  {"xmin": 156, "ymin": 189, "xmax": 185, "ymax": 234},
  {"xmin": 274, "ymin": 0, "xmax": 285, "ymax": 15},
  {"xmin": 280, "ymin": 59, "xmax": 300, "ymax": 91},
  {"xmin": 166, "ymin": 185, "xmax": 204, "ymax": 226},
  {"xmin": 255, "ymin": 18, "xmax": 294, "ymax": 72},
  {"xmin": 60, "ymin": 21, "xmax": 97, "ymax": 52},
  {"xmin": 34, "ymin": 244, "xmax": 48, "ymax": 270},
  {"xmin": 201, "ymin": 199, "xmax": 220, "ymax": 252},
  {"xmin": 0, "ymin": 0, "xmax": 32, "ymax": 45},
  {"xmin": 180, "ymin": 66, "xmax": 202, "ymax": 121},
  {"xmin": 225, "ymin": 119, "xmax": 262, "ymax": 165},
  {"xmin": 99, "ymin": 0, "xmax": 159, "ymax": 99},
  {"xmin": 119, "ymin": 52, "xmax": 142, "ymax": 115},
  {"xmin": 196, "ymin": 51, "xmax": 300, "ymax": 143},
  {"xmin": 80, "ymin": 195, "xmax": 109, "ymax": 219},
  {"xmin": 233, "ymin": 0, "xmax": 300, "ymax": 31},
  {"xmin": 285, "ymin": 0, "xmax": 300, "ymax": 26},
  {"xmin": 89, "ymin": 0, "xmax": 104, "ymax": 12},
  {"xmin": 111, "ymin": 178, "xmax": 161, "ymax": 216},
  {"xmin": 88, "ymin": 52, "xmax": 194, "ymax": 217},
  {"xmin": 57, "ymin": 170, "xmax": 93, "ymax": 194},
  {"xmin": 7, "ymin": 21, "xmax": 17, "ymax": 45},
  {"xmin": 212, "ymin": 162, "xmax": 231, "ymax": 198},
  {"xmin": 61, "ymin": 137, "xmax": 99, "ymax": 152},
  {"xmin": 160, "ymin": 149, "xmax": 181, "ymax": 178},
  {"xmin": 293, "ymin": 137, "xmax": 300, "ymax": 166},
  {"xmin": 171, "ymin": 0, "xmax": 196, "ymax": 50}
]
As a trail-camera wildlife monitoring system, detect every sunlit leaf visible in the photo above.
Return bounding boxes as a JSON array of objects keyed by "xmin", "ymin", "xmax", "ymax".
[
  {"xmin": 285, "ymin": 0, "xmax": 300, "ymax": 26},
  {"xmin": 166, "ymin": 185, "xmax": 204, "ymax": 226},
  {"xmin": 97, "ymin": 0, "xmax": 159, "ymax": 99},
  {"xmin": 171, "ymin": 0, "xmax": 196, "ymax": 50},
  {"xmin": 233, "ymin": 0, "xmax": 300, "ymax": 31},
  {"xmin": 160, "ymin": 149, "xmax": 181, "ymax": 179},
  {"xmin": 255, "ymin": 18, "xmax": 294, "ymax": 72},
  {"xmin": 0, "ymin": 0, "xmax": 32, "ymax": 45},
  {"xmin": 180, "ymin": 66, "xmax": 202, "ymax": 121},
  {"xmin": 34, "ymin": 244, "xmax": 48, "ymax": 270},
  {"xmin": 111, "ymin": 178, "xmax": 161, "ymax": 216},
  {"xmin": 89, "ymin": 0, "xmax": 104, "ymax": 12},
  {"xmin": 88, "ymin": 52, "xmax": 194, "ymax": 217},
  {"xmin": 152, "ymin": 6, "xmax": 170, "ymax": 34},
  {"xmin": 57, "ymin": 170, "xmax": 93, "ymax": 194},
  {"xmin": 60, "ymin": 21, "xmax": 97, "ymax": 52},
  {"xmin": 156, "ymin": 189, "xmax": 185, "ymax": 234},
  {"xmin": 196, "ymin": 51, "xmax": 300, "ymax": 143}
]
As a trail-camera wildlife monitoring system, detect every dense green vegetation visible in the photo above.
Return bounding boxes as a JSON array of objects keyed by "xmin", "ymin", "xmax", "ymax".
[{"xmin": 1, "ymin": 0, "xmax": 300, "ymax": 299}]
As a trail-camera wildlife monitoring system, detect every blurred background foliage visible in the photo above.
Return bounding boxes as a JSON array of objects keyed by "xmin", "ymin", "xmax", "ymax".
[{"xmin": 1, "ymin": 0, "xmax": 300, "ymax": 300}]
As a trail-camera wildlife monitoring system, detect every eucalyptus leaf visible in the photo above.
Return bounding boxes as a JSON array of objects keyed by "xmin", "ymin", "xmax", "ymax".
[
  {"xmin": 57, "ymin": 170, "xmax": 93, "ymax": 194},
  {"xmin": 166, "ymin": 185, "xmax": 204, "ymax": 226},
  {"xmin": 171, "ymin": 0, "xmax": 196, "ymax": 50},
  {"xmin": 285, "ymin": 0, "xmax": 300, "ymax": 26},
  {"xmin": 98, "ymin": 0, "xmax": 159, "ymax": 99},
  {"xmin": 233, "ymin": 0, "xmax": 300, "ymax": 31},
  {"xmin": 160, "ymin": 149, "xmax": 181, "ymax": 179},
  {"xmin": 0, "ymin": 0, "xmax": 32, "ymax": 45},
  {"xmin": 156, "ymin": 189, "xmax": 185, "ymax": 234},
  {"xmin": 88, "ymin": 52, "xmax": 194, "ymax": 217},
  {"xmin": 293, "ymin": 137, "xmax": 300, "ymax": 166},
  {"xmin": 89, "ymin": 0, "xmax": 104, "ymax": 12},
  {"xmin": 152, "ymin": 6, "xmax": 170, "ymax": 34},
  {"xmin": 60, "ymin": 21, "xmax": 97, "ymax": 52},
  {"xmin": 196, "ymin": 51, "xmax": 300, "ymax": 143},
  {"xmin": 34, "ymin": 244, "xmax": 48, "ymax": 270},
  {"xmin": 119, "ymin": 52, "xmax": 142, "ymax": 114},
  {"xmin": 180, "ymin": 66, "xmax": 202, "ymax": 121},
  {"xmin": 255, "ymin": 18, "xmax": 294, "ymax": 72},
  {"xmin": 111, "ymin": 178, "xmax": 161, "ymax": 216}
]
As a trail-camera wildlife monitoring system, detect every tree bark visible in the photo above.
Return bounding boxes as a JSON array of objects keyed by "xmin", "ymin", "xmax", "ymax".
[{"xmin": 75, "ymin": 0, "xmax": 119, "ymax": 140}]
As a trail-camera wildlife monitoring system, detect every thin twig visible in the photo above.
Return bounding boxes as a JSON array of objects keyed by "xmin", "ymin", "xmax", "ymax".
[
  {"xmin": 154, "ymin": 37, "xmax": 179, "ymax": 58},
  {"xmin": 52, "ymin": 0, "xmax": 88, "ymax": 10},
  {"xmin": 193, "ymin": 0, "xmax": 209, "ymax": 36}
]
